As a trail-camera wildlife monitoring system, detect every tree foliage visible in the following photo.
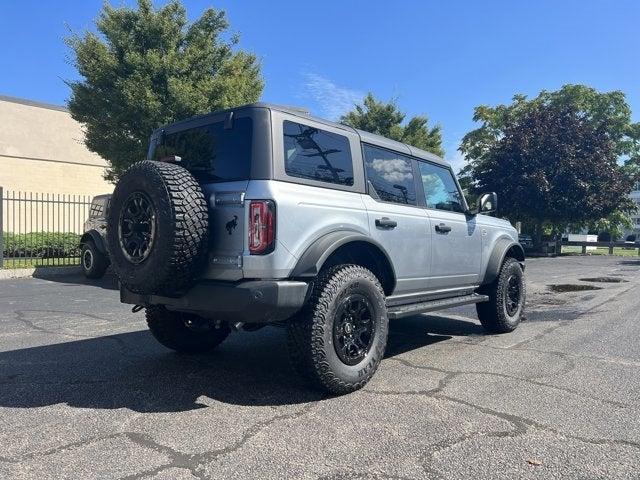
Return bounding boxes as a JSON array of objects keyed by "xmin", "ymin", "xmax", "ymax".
[
  {"xmin": 341, "ymin": 93, "xmax": 444, "ymax": 157},
  {"xmin": 67, "ymin": 0, "xmax": 263, "ymax": 181},
  {"xmin": 460, "ymin": 85, "xmax": 639, "ymax": 239}
]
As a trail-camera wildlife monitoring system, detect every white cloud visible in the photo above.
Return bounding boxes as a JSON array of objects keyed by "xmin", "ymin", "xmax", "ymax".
[
  {"xmin": 371, "ymin": 158, "xmax": 413, "ymax": 183},
  {"xmin": 300, "ymin": 72, "xmax": 364, "ymax": 120}
]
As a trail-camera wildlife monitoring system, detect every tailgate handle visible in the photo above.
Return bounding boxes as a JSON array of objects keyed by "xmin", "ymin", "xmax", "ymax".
[{"xmin": 211, "ymin": 192, "xmax": 245, "ymax": 206}]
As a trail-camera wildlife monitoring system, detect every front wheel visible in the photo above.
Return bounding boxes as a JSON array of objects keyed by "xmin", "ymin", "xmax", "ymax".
[
  {"xmin": 287, "ymin": 265, "xmax": 389, "ymax": 394},
  {"xmin": 146, "ymin": 306, "xmax": 230, "ymax": 354},
  {"xmin": 476, "ymin": 257, "xmax": 526, "ymax": 333},
  {"xmin": 81, "ymin": 241, "xmax": 109, "ymax": 279}
]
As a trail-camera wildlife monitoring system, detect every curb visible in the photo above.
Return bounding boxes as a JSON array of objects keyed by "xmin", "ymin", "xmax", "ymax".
[{"xmin": 0, "ymin": 266, "xmax": 82, "ymax": 280}]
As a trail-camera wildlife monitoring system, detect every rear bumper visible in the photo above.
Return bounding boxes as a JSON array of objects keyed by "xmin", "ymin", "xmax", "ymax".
[{"xmin": 120, "ymin": 279, "xmax": 310, "ymax": 323}]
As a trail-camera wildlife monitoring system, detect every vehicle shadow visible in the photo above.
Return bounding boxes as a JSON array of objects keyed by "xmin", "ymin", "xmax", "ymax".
[
  {"xmin": 0, "ymin": 313, "xmax": 481, "ymax": 412},
  {"xmin": 31, "ymin": 271, "xmax": 119, "ymax": 291}
]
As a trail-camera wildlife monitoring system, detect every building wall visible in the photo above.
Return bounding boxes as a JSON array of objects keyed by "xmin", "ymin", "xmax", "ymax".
[
  {"xmin": 0, "ymin": 95, "xmax": 113, "ymax": 196},
  {"xmin": 1, "ymin": 95, "xmax": 113, "ymax": 234}
]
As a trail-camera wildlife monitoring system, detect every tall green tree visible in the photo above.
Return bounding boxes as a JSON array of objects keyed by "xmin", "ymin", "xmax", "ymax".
[
  {"xmin": 341, "ymin": 93, "xmax": 444, "ymax": 157},
  {"xmin": 460, "ymin": 85, "xmax": 639, "ymax": 243},
  {"xmin": 67, "ymin": 0, "xmax": 263, "ymax": 181}
]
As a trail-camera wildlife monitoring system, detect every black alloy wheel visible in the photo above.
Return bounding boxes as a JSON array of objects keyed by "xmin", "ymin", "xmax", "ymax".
[
  {"xmin": 333, "ymin": 294, "xmax": 376, "ymax": 366},
  {"xmin": 504, "ymin": 275, "xmax": 522, "ymax": 316},
  {"xmin": 118, "ymin": 191, "xmax": 156, "ymax": 264},
  {"xmin": 82, "ymin": 245, "xmax": 94, "ymax": 271}
]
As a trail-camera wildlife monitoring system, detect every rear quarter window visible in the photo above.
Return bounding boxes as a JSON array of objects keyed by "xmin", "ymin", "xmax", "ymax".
[{"xmin": 283, "ymin": 120, "xmax": 354, "ymax": 186}]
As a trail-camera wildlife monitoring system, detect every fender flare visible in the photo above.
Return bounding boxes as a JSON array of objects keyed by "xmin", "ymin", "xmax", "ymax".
[
  {"xmin": 481, "ymin": 238, "xmax": 525, "ymax": 285},
  {"xmin": 291, "ymin": 231, "xmax": 396, "ymax": 283},
  {"xmin": 80, "ymin": 230, "xmax": 108, "ymax": 256}
]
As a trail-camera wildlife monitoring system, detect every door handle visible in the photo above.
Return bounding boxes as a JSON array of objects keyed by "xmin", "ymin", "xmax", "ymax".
[
  {"xmin": 435, "ymin": 223, "xmax": 451, "ymax": 233},
  {"xmin": 375, "ymin": 217, "xmax": 397, "ymax": 229}
]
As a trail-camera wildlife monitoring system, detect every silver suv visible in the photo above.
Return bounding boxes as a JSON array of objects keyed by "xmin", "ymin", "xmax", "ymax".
[{"xmin": 107, "ymin": 103, "xmax": 525, "ymax": 394}]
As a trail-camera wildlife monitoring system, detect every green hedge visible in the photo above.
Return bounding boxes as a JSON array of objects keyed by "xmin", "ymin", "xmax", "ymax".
[{"xmin": 2, "ymin": 232, "xmax": 81, "ymax": 258}]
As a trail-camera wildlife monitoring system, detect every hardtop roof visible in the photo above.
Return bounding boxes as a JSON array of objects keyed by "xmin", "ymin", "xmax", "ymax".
[{"xmin": 155, "ymin": 102, "xmax": 450, "ymax": 168}]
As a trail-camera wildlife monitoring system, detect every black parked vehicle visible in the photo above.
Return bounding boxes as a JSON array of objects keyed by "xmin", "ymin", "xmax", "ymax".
[
  {"xmin": 79, "ymin": 194, "xmax": 111, "ymax": 278},
  {"xmin": 518, "ymin": 234, "xmax": 534, "ymax": 251}
]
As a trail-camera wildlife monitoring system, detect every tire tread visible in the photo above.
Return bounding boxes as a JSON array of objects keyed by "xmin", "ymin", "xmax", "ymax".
[{"xmin": 287, "ymin": 264, "xmax": 388, "ymax": 394}]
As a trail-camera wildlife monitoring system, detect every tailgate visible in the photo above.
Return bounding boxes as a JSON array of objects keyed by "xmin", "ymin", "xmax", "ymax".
[{"xmin": 201, "ymin": 181, "xmax": 248, "ymax": 281}]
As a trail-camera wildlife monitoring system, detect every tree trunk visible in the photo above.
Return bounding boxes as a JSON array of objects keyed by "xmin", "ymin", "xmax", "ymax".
[{"xmin": 534, "ymin": 220, "xmax": 544, "ymax": 250}]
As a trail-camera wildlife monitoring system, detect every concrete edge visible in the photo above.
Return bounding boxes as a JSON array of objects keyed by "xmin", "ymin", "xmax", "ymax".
[{"xmin": 0, "ymin": 266, "xmax": 82, "ymax": 280}]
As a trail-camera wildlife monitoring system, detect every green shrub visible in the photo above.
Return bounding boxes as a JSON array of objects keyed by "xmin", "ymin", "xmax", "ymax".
[{"xmin": 2, "ymin": 232, "xmax": 81, "ymax": 258}]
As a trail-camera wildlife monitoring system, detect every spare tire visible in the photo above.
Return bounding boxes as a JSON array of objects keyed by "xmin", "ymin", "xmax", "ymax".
[{"xmin": 106, "ymin": 160, "xmax": 209, "ymax": 296}]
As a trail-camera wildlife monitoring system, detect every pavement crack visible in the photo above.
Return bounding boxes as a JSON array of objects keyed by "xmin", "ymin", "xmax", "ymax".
[
  {"xmin": 118, "ymin": 403, "xmax": 316, "ymax": 480},
  {"xmin": 383, "ymin": 357, "xmax": 628, "ymax": 408},
  {"xmin": 317, "ymin": 469, "xmax": 417, "ymax": 480},
  {"xmin": 420, "ymin": 426, "xmax": 526, "ymax": 478},
  {"xmin": 11, "ymin": 309, "xmax": 146, "ymax": 361},
  {"xmin": 434, "ymin": 394, "xmax": 640, "ymax": 451},
  {"xmin": 508, "ymin": 282, "xmax": 638, "ymax": 349}
]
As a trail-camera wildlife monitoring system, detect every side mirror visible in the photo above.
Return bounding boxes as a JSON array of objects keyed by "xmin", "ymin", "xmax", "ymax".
[{"xmin": 477, "ymin": 192, "xmax": 497, "ymax": 214}]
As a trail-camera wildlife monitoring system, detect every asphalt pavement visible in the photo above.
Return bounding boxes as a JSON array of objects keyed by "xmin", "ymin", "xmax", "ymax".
[{"xmin": 0, "ymin": 256, "xmax": 639, "ymax": 479}]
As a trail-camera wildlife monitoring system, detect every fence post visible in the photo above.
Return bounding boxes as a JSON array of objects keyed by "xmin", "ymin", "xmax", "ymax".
[
  {"xmin": 0, "ymin": 186, "xmax": 3, "ymax": 269},
  {"xmin": 581, "ymin": 244, "xmax": 587, "ymax": 255}
]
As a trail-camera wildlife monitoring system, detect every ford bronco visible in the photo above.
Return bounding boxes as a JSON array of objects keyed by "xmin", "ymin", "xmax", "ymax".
[{"xmin": 106, "ymin": 103, "xmax": 525, "ymax": 394}]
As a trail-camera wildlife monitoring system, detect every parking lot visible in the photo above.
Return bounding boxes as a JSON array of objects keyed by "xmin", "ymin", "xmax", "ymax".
[{"xmin": 0, "ymin": 255, "xmax": 639, "ymax": 479}]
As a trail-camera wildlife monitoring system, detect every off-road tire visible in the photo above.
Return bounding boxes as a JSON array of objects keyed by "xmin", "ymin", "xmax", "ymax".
[
  {"xmin": 106, "ymin": 161, "xmax": 208, "ymax": 296},
  {"xmin": 476, "ymin": 257, "xmax": 526, "ymax": 333},
  {"xmin": 80, "ymin": 241, "xmax": 109, "ymax": 279},
  {"xmin": 146, "ymin": 306, "xmax": 230, "ymax": 354},
  {"xmin": 287, "ymin": 264, "xmax": 389, "ymax": 394}
]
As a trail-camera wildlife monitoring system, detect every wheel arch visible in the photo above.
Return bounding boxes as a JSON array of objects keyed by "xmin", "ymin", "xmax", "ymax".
[
  {"xmin": 290, "ymin": 231, "xmax": 396, "ymax": 296},
  {"xmin": 80, "ymin": 230, "xmax": 108, "ymax": 255},
  {"xmin": 481, "ymin": 237, "xmax": 525, "ymax": 286}
]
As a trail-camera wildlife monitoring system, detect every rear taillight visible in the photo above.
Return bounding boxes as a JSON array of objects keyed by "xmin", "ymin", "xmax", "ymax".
[{"xmin": 249, "ymin": 200, "xmax": 275, "ymax": 255}]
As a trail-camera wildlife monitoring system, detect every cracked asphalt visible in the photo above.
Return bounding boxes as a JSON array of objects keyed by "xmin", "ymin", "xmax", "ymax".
[{"xmin": 0, "ymin": 256, "xmax": 639, "ymax": 479}]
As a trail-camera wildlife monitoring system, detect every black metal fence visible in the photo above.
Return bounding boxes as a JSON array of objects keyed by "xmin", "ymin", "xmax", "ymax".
[{"xmin": 0, "ymin": 187, "xmax": 93, "ymax": 269}]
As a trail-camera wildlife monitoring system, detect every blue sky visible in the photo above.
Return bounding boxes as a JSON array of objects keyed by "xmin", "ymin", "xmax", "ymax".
[{"xmin": 1, "ymin": 0, "xmax": 639, "ymax": 171}]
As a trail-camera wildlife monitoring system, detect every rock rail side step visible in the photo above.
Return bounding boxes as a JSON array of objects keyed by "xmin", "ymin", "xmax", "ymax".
[{"xmin": 387, "ymin": 293, "xmax": 489, "ymax": 319}]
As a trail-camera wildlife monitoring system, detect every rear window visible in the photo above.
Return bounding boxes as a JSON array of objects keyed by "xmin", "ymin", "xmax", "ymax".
[
  {"xmin": 151, "ymin": 117, "xmax": 253, "ymax": 182},
  {"xmin": 283, "ymin": 120, "xmax": 354, "ymax": 186}
]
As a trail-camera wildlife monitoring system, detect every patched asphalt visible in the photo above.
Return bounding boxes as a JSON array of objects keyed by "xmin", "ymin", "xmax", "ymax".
[{"xmin": 0, "ymin": 256, "xmax": 639, "ymax": 479}]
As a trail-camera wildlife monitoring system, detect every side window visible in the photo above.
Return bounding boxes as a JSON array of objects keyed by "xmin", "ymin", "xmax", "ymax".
[
  {"xmin": 89, "ymin": 199, "xmax": 104, "ymax": 218},
  {"xmin": 283, "ymin": 121, "xmax": 354, "ymax": 186},
  {"xmin": 418, "ymin": 161, "xmax": 465, "ymax": 213},
  {"xmin": 363, "ymin": 144, "xmax": 417, "ymax": 205}
]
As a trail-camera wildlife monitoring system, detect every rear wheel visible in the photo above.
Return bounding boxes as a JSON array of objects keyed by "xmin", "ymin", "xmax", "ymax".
[
  {"xmin": 146, "ymin": 306, "xmax": 230, "ymax": 354},
  {"xmin": 476, "ymin": 257, "xmax": 526, "ymax": 333},
  {"xmin": 287, "ymin": 265, "xmax": 388, "ymax": 394},
  {"xmin": 80, "ymin": 241, "xmax": 109, "ymax": 279}
]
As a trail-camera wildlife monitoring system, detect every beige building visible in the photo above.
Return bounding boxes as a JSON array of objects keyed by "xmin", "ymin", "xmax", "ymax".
[
  {"xmin": 0, "ymin": 94, "xmax": 112, "ymax": 196},
  {"xmin": 1, "ymin": 95, "xmax": 113, "ymax": 234}
]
